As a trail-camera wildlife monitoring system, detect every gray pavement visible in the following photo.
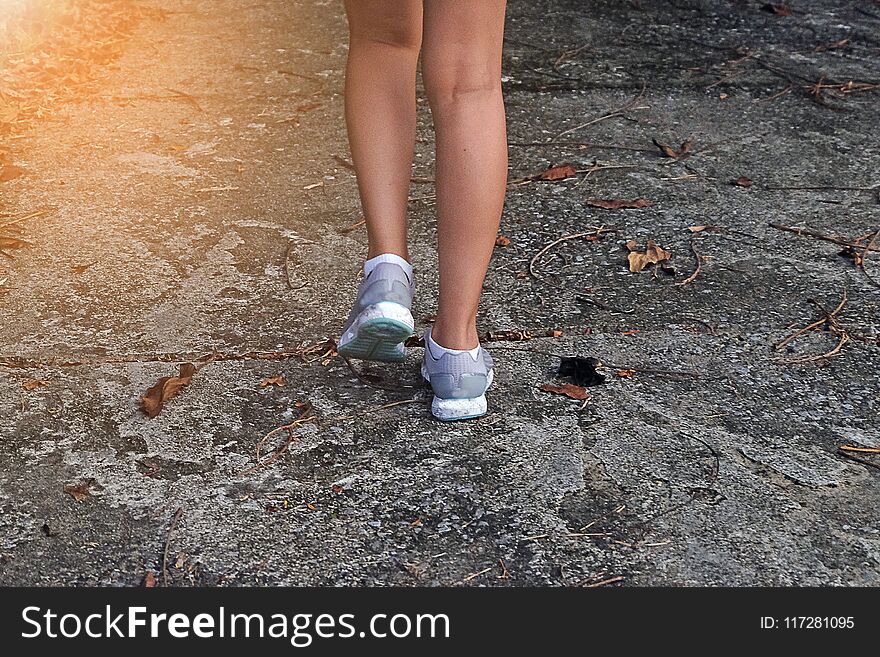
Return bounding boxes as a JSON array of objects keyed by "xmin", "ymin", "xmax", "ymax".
[{"xmin": 1, "ymin": 0, "xmax": 878, "ymax": 586}]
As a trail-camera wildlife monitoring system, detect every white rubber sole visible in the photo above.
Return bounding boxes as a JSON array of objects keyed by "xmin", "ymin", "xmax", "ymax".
[
  {"xmin": 421, "ymin": 367, "xmax": 495, "ymax": 421},
  {"xmin": 338, "ymin": 302, "xmax": 414, "ymax": 362}
]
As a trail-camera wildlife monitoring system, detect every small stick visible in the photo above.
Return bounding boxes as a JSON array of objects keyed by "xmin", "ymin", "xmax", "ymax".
[
  {"xmin": 0, "ymin": 207, "xmax": 55, "ymax": 231},
  {"xmin": 342, "ymin": 356, "xmax": 420, "ymax": 392},
  {"xmin": 769, "ymin": 223, "xmax": 880, "ymax": 252},
  {"xmin": 839, "ymin": 445, "xmax": 880, "ymax": 454},
  {"xmin": 162, "ymin": 508, "xmax": 184, "ymax": 587},
  {"xmin": 676, "ymin": 236, "xmax": 703, "ymax": 287},
  {"xmin": 462, "ymin": 566, "xmax": 494, "ymax": 583},
  {"xmin": 766, "ymin": 186, "xmax": 879, "ymax": 193},
  {"xmin": 837, "ymin": 449, "xmax": 880, "ymax": 471},
  {"xmin": 582, "ymin": 575, "xmax": 625, "ymax": 588},
  {"xmin": 529, "ymin": 226, "xmax": 617, "ymax": 281},
  {"xmin": 755, "ymin": 85, "xmax": 793, "ymax": 103},
  {"xmin": 858, "ymin": 229, "xmax": 880, "ymax": 287},
  {"xmin": 549, "ymin": 82, "xmax": 646, "ymax": 142},
  {"xmin": 507, "ymin": 141, "xmax": 653, "ymax": 152}
]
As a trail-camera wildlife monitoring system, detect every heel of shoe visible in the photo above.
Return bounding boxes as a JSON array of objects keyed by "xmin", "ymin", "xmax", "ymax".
[
  {"xmin": 338, "ymin": 302, "xmax": 414, "ymax": 362},
  {"xmin": 431, "ymin": 394, "xmax": 488, "ymax": 422}
]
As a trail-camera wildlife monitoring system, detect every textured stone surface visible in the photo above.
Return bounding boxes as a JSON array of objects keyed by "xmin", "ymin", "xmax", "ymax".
[{"xmin": 1, "ymin": 0, "xmax": 878, "ymax": 586}]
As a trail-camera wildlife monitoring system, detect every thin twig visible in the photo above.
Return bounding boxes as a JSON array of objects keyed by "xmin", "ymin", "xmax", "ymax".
[
  {"xmin": 0, "ymin": 207, "xmax": 55, "ymax": 231},
  {"xmin": 769, "ymin": 223, "xmax": 880, "ymax": 252},
  {"xmin": 342, "ymin": 357, "xmax": 421, "ymax": 392},
  {"xmin": 858, "ymin": 229, "xmax": 880, "ymax": 288},
  {"xmin": 529, "ymin": 226, "xmax": 617, "ymax": 281},
  {"xmin": 462, "ymin": 566, "xmax": 494, "ymax": 583},
  {"xmin": 581, "ymin": 575, "xmax": 625, "ymax": 588},
  {"xmin": 162, "ymin": 508, "xmax": 184, "ymax": 588},
  {"xmin": 676, "ymin": 236, "xmax": 703, "ymax": 287},
  {"xmin": 773, "ymin": 291, "xmax": 851, "ymax": 364},
  {"xmin": 839, "ymin": 445, "xmax": 880, "ymax": 454},
  {"xmin": 549, "ymin": 82, "xmax": 646, "ymax": 142},
  {"xmin": 837, "ymin": 449, "xmax": 880, "ymax": 471}
]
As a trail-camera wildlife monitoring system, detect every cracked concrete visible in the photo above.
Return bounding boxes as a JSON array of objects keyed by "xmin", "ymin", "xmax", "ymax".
[{"xmin": 1, "ymin": 0, "xmax": 878, "ymax": 586}]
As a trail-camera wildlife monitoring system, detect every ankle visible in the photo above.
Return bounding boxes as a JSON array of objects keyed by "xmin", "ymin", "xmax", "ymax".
[{"xmin": 430, "ymin": 320, "xmax": 479, "ymax": 350}]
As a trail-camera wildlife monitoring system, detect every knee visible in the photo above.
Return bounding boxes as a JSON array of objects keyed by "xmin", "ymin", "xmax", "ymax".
[
  {"xmin": 349, "ymin": 21, "xmax": 422, "ymax": 54},
  {"xmin": 422, "ymin": 55, "xmax": 501, "ymax": 107}
]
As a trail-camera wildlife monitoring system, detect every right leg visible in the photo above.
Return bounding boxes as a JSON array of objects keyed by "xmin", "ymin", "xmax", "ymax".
[
  {"xmin": 343, "ymin": 0, "xmax": 423, "ymax": 260},
  {"xmin": 339, "ymin": 2, "xmax": 422, "ymax": 361}
]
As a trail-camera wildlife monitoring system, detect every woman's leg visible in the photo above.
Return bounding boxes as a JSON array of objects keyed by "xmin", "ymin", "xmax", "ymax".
[
  {"xmin": 421, "ymin": 0, "xmax": 508, "ymax": 349},
  {"xmin": 343, "ymin": 0, "xmax": 423, "ymax": 260}
]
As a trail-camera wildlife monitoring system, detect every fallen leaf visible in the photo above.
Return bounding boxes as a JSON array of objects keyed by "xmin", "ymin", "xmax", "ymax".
[
  {"xmin": 688, "ymin": 226, "xmax": 707, "ymax": 232},
  {"xmin": 540, "ymin": 382, "xmax": 590, "ymax": 401},
  {"xmin": 652, "ymin": 138, "xmax": 693, "ymax": 158},
  {"xmin": 72, "ymin": 262, "xmax": 97, "ymax": 274},
  {"xmin": 626, "ymin": 239, "xmax": 672, "ymax": 273},
  {"xmin": 558, "ymin": 356, "xmax": 606, "ymax": 387},
  {"xmin": 616, "ymin": 369, "xmax": 636, "ymax": 378},
  {"xmin": 141, "ymin": 363, "xmax": 197, "ymax": 418},
  {"xmin": 296, "ymin": 102, "xmax": 323, "ymax": 112},
  {"xmin": 732, "ymin": 176, "xmax": 753, "ymax": 187},
  {"xmin": 260, "ymin": 375, "xmax": 286, "ymax": 388},
  {"xmin": 331, "ymin": 484, "xmax": 344, "ymax": 494},
  {"xmin": 0, "ymin": 237, "xmax": 28, "ymax": 250},
  {"xmin": 0, "ymin": 165, "xmax": 25, "ymax": 182},
  {"xmin": 63, "ymin": 481, "xmax": 92, "ymax": 502},
  {"xmin": 143, "ymin": 571, "xmax": 157, "ymax": 588},
  {"xmin": 586, "ymin": 198, "xmax": 652, "ymax": 210},
  {"xmin": 535, "ymin": 164, "xmax": 577, "ymax": 181},
  {"xmin": 495, "ymin": 235, "xmax": 511, "ymax": 247},
  {"xmin": 548, "ymin": 329, "xmax": 564, "ymax": 338},
  {"xmin": 762, "ymin": 3, "xmax": 792, "ymax": 16},
  {"xmin": 22, "ymin": 379, "xmax": 50, "ymax": 391},
  {"xmin": 621, "ymin": 329, "xmax": 641, "ymax": 335}
]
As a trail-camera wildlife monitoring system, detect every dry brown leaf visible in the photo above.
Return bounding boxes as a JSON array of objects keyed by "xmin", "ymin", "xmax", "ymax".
[
  {"xmin": 143, "ymin": 571, "xmax": 157, "ymax": 588},
  {"xmin": 539, "ymin": 382, "xmax": 590, "ymax": 400},
  {"xmin": 616, "ymin": 369, "xmax": 636, "ymax": 378},
  {"xmin": 536, "ymin": 164, "xmax": 577, "ymax": 181},
  {"xmin": 0, "ymin": 165, "xmax": 25, "ymax": 182},
  {"xmin": 0, "ymin": 237, "xmax": 28, "ymax": 250},
  {"xmin": 22, "ymin": 379, "xmax": 50, "ymax": 391},
  {"xmin": 72, "ymin": 262, "xmax": 97, "ymax": 274},
  {"xmin": 762, "ymin": 3, "xmax": 792, "ymax": 16},
  {"xmin": 260, "ymin": 375, "xmax": 286, "ymax": 388},
  {"xmin": 141, "ymin": 363, "xmax": 197, "ymax": 418},
  {"xmin": 626, "ymin": 239, "xmax": 672, "ymax": 273},
  {"xmin": 688, "ymin": 226, "xmax": 708, "ymax": 233},
  {"xmin": 495, "ymin": 235, "xmax": 511, "ymax": 247},
  {"xmin": 732, "ymin": 176, "xmax": 753, "ymax": 187},
  {"xmin": 586, "ymin": 198, "xmax": 652, "ymax": 210},
  {"xmin": 549, "ymin": 329, "xmax": 564, "ymax": 338},
  {"xmin": 652, "ymin": 138, "xmax": 693, "ymax": 158},
  {"xmin": 63, "ymin": 481, "xmax": 92, "ymax": 502}
]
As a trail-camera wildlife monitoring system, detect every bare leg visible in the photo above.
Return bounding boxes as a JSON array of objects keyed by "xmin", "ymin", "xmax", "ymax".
[
  {"xmin": 343, "ymin": 0, "xmax": 423, "ymax": 260},
  {"xmin": 421, "ymin": 0, "xmax": 508, "ymax": 349}
]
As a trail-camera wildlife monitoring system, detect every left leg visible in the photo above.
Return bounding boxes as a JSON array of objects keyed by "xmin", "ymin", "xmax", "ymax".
[{"xmin": 421, "ymin": 0, "xmax": 508, "ymax": 350}]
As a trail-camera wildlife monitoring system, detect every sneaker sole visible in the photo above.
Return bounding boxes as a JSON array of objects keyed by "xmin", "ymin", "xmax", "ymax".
[
  {"xmin": 422, "ymin": 368, "xmax": 495, "ymax": 421},
  {"xmin": 338, "ymin": 302, "xmax": 414, "ymax": 363}
]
